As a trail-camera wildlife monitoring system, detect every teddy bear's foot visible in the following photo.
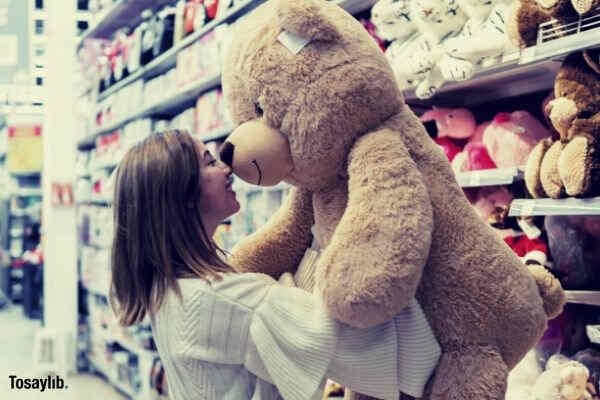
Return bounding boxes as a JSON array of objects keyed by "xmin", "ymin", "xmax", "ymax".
[
  {"xmin": 571, "ymin": 0, "xmax": 600, "ymax": 15},
  {"xmin": 525, "ymin": 137, "xmax": 554, "ymax": 198},
  {"xmin": 527, "ymin": 263, "xmax": 565, "ymax": 319},
  {"xmin": 559, "ymin": 136, "xmax": 600, "ymax": 198},
  {"xmin": 427, "ymin": 346, "xmax": 508, "ymax": 400},
  {"xmin": 541, "ymin": 140, "xmax": 568, "ymax": 199}
]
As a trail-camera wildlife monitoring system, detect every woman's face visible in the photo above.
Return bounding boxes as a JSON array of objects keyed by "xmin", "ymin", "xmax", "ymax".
[{"xmin": 196, "ymin": 141, "xmax": 240, "ymax": 222}]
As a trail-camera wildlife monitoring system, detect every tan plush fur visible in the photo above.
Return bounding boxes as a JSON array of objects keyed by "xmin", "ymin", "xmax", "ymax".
[
  {"xmin": 525, "ymin": 50, "xmax": 600, "ymax": 199},
  {"xmin": 222, "ymin": 1, "xmax": 566, "ymax": 399}
]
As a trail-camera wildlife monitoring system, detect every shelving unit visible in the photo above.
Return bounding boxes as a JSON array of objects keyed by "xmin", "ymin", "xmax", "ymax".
[
  {"xmin": 565, "ymin": 291, "xmax": 600, "ymax": 306},
  {"xmin": 456, "ymin": 167, "xmax": 523, "ymax": 188},
  {"xmin": 78, "ymin": 0, "xmax": 175, "ymax": 48},
  {"xmin": 509, "ymin": 197, "xmax": 600, "ymax": 217},
  {"xmin": 405, "ymin": 12, "xmax": 600, "ymax": 107},
  {"xmin": 78, "ymin": 74, "xmax": 223, "ymax": 149}
]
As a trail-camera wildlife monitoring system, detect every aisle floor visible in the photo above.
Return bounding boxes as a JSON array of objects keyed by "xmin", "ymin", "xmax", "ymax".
[{"xmin": 0, "ymin": 304, "xmax": 127, "ymax": 399}]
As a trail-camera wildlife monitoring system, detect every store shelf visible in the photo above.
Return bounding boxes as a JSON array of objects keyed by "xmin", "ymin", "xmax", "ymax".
[
  {"xmin": 456, "ymin": 167, "xmax": 523, "ymax": 188},
  {"xmin": 13, "ymin": 188, "xmax": 43, "ymax": 197},
  {"xmin": 88, "ymin": 356, "xmax": 136, "ymax": 398},
  {"xmin": 565, "ymin": 291, "xmax": 600, "ymax": 306},
  {"xmin": 77, "ymin": 195, "xmax": 112, "ymax": 205},
  {"xmin": 509, "ymin": 197, "xmax": 600, "ymax": 216},
  {"xmin": 79, "ymin": 74, "xmax": 222, "ymax": 150},
  {"xmin": 96, "ymin": 328, "xmax": 159, "ymax": 360},
  {"xmin": 96, "ymin": 0, "xmax": 262, "ymax": 103},
  {"xmin": 82, "ymin": 281, "xmax": 109, "ymax": 298},
  {"xmin": 95, "ymin": 0, "xmax": 375, "ymax": 104},
  {"xmin": 77, "ymin": 0, "xmax": 172, "ymax": 47},
  {"xmin": 405, "ymin": 18, "xmax": 600, "ymax": 107}
]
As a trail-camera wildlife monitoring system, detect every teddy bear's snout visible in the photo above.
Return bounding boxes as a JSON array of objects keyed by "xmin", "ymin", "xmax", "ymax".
[{"xmin": 220, "ymin": 141, "xmax": 235, "ymax": 168}]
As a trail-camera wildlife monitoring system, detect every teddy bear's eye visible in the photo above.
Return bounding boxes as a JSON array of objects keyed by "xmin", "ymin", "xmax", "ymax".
[{"xmin": 254, "ymin": 103, "xmax": 264, "ymax": 117}]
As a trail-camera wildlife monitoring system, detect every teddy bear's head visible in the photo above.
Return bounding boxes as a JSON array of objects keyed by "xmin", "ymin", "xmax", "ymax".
[
  {"xmin": 547, "ymin": 50, "xmax": 600, "ymax": 140},
  {"xmin": 371, "ymin": 0, "xmax": 416, "ymax": 42},
  {"xmin": 410, "ymin": 0, "xmax": 467, "ymax": 43},
  {"xmin": 220, "ymin": 0, "xmax": 403, "ymax": 190}
]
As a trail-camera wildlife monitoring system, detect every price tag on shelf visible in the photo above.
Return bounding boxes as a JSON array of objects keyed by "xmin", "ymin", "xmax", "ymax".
[
  {"xmin": 501, "ymin": 51, "xmax": 520, "ymax": 64},
  {"xmin": 470, "ymin": 171, "xmax": 482, "ymax": 186},
  {"xmin": 521, "ymin": 199, "xmax": 536, "ymax": 216},
  {"xmin": 519, "ymin": 47, "xmax": 536, "ymax": 65}
]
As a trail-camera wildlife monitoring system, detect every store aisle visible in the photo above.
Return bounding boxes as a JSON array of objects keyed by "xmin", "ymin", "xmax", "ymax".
[{"xmin": 0, "ymin": 305, "xmax": 126, "ymax": 399}]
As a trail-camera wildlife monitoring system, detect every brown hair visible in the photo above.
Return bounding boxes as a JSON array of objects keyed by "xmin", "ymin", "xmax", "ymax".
[{"xmin": 110, "ymin": 130, "xmax": 235, "ymax": 326}]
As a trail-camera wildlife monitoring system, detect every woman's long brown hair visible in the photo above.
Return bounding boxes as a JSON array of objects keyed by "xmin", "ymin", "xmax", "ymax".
[{"xmin": 110, "ymin": 130, "xmax": 234, "ymax": 326}]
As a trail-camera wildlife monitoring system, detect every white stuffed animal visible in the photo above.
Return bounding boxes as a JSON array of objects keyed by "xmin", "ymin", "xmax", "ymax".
[
  {"xmin": 370, "ymin": 0, "xmax": 415, "ymax": 42},
  {"xmin": 371, "ymin": 0, "xmax": 429, "ymax": 91},
  {"xmin": 408, "ymin": 0, "xmax": 468, "ymax": 99},
  {"xmin": 440, "ymin": 0, "xmax": 520, "ymax": 82},
  {"xmin": 531, "ymin": 355, "xmax": 592, "ymax": 400}
]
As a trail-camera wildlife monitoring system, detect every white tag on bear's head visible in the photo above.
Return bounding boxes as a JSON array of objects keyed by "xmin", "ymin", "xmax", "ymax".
[{"xmin": 278, "ymin": 30, "xmax": 311, "ymax": 55}]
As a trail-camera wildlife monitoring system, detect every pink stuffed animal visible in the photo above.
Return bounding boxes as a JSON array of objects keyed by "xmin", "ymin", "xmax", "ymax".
[
  {"xmin": 472, "ymin": 186, "xmax": 513, "ymax": 224},
  {"xmin": 452, "ymin": 141, "xmax": 497, "ymax": 172},
  {"xmin": 434, "ymin": 136, "xmax": 462, "ymax": 162},
  {"xmin": 420, "ymin": 106, "xmax": 476, "ymax": 139},
  {"xmin": 483, "ymin": 111, "xmax": 552, "ymax": 169}
]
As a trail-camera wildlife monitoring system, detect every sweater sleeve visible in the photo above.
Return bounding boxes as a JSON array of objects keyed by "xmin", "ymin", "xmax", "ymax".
[
  {"xmin": 211, "ymin": 273, "xmax": 438, "ymax": 400},
  {"xmin": 239, "ymin": 275, "xmax": 407, "ymax": 400}
]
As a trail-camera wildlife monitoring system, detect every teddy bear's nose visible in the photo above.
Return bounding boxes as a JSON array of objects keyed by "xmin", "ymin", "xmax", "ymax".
[{"xmin": 220, "ymin": 141, "xmax": 235, "ymax": 168}]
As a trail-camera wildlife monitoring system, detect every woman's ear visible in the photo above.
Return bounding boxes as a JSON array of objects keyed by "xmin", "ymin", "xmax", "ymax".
[{"xmin": 277, "ymin": 0, "xmax": 341, "ymax": 42}]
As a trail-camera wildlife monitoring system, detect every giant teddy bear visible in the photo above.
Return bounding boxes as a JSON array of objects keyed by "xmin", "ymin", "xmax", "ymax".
[{"xmin": 218, "ymin": 1, "xmax": 566, "ymax": 399}]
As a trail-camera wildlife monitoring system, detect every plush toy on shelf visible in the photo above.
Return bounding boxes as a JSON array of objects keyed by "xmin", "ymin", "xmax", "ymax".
[
  {"xmin": 406, "ymin": 0, "xmax": 469, "ymax": 98},
  {"xmin": 419, "ymin": 106, "xmax": 477, "ymax": 139},
  {"xmin": 439, "ymin": 0, "xmax": 519, "ymax": 82},
  {"xmin": 370, "ymin": 0, "xmax": 413, "ymax": 42},
  {"xmin": 220, "ymin": 0, "xmax": 565, "ymax": 398},
  {"xmin": 420, "ymin": 106, "xmax": 477, "ymax": 162},
  {"xmin": 507, "ymin": 0, "xmax": 583, "ymax": 48},
  {"xmin": 531, "ymin": 354, "xmax": 592, "ymax": 400},
  {"xmin": 545, "ymin": 215, "xmax": 600, "ymax": 290},
  {"xmin": 483, "ymin": 111, "xmax": 553, "ymax": 169},
  {"xmin": 525, "ymin": 49, "xmax": 600, "ymax": 199}
]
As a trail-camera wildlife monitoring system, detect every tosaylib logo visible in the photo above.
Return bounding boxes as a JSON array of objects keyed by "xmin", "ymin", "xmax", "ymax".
[{"xmin": 9, "ymin": 375, "xmax": 68, "ymax": 391}]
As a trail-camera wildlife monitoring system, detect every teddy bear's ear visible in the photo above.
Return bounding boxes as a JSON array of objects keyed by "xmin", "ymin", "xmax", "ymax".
[{"xmin": 277, "ymin": 0, "xmax": 340, "ymax": 42}]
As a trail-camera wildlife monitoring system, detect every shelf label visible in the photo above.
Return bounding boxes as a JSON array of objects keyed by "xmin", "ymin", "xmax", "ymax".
[
  {"xmin": 521, "ymin": 200, "xmax": 536, "ymax": 215},
  {"xmin": 519, "ymin": 47, "xmax": 536, "ymax": 65},
  {"xmin": 470, "ymin": 171, "xmax": 482, "ymax": 186}
]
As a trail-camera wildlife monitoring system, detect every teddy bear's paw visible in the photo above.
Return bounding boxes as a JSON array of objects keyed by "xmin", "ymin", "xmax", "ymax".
[
  {"xmin": 571, "ymin": 0, "xmax": 600, "ymax": 16},
  {"xmin": 440, "ymin": 57, "xmax": 474, "ymax": 82},
  {"xmin": 415, "ymin": 83, "xmax": 437, "ymax": 100},
  {"xmin": 527, "ymin": 263, "xmax": 566, "ymax": 319},
  {"xmin": 541, "ymin": 140, "xmax": 568, "ymax": 199},
  {"xmin": 525, "ymin": 137, "xmax": 554, "ymax": 198},
  {"xmin": 559, "ymin": 136, "xmax": 594, "ymax": 197},
  {"xmin": 481, "ymin": 55, "xmax": 501, "ymax": 68},
  {"xmin": 559, "ymin": 362, "xmax": 590, "ymax": 400}
]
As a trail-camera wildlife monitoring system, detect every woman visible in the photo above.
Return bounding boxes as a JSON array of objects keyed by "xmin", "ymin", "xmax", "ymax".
[{"xmin": 110, "ymin": 130, "xmax": 440, "ymax": 400}]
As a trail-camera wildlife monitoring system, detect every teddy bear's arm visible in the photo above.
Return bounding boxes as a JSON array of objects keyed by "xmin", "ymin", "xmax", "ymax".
[
  {"xmin": 228, "ymin": 187, "xmax": 314, "ymax": 279},
  {"xmin": 317, "ymin": 129, "xmax": 433, "ymax": 328}
]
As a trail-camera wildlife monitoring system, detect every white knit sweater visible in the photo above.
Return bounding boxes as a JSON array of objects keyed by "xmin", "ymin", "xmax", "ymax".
[{"xmin": 150, "ymin": 273, "xmax": 440, "ymax": 400}]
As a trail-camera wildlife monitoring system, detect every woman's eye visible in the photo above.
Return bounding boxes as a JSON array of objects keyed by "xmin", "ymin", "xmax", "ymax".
[{"xmin": 208, "ymin": 159, "xmax": 217, "ymax": 166}]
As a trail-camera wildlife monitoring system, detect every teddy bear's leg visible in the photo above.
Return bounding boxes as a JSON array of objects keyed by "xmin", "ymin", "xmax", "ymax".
[
  {"xmin": 559, "ymin": 135, "xmax": 600, "ymax": 198},
  {"xmin": 541, "ymin": 140, "xmax": 568, "ymax": 199},
  {"xmin": 525, "ymin": 137, "xmax": 554, "ymax": 198},
  {"xmin": 426, "ymin": 346, "xmax": 508, "ymax": 400}
]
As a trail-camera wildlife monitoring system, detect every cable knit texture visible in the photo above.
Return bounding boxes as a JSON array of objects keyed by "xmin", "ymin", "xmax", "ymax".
[{"xmin": 150, "ymin": 273, "xmax": 440, "ymax": 400}]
